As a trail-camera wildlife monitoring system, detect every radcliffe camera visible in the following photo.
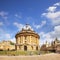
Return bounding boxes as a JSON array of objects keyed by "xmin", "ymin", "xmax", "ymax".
[{"xmin": 0, "ymin": 0, "xmax": 60, "ymax": 60}]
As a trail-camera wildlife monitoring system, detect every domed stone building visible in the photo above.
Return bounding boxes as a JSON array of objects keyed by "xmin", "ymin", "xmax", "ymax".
[{"xmin": 15, "ymin": 24, "xmax": 40, "ymax": 51}]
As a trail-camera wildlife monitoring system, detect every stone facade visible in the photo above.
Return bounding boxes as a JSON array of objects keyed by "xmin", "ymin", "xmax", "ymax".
[
  {"xmin": 15, "ymin": 24, "xmax": 40, "ymax": 51},
  {"xmin": 41, "ymin": 38, "xmax": 60, "ymax": 52},
  {"xmin": 51, "ymin": 38, "xmax": 60, "ymax": 52},
  {"xmin": 0, "ymin": 40, "xmax": 15, "ymax": 50}
]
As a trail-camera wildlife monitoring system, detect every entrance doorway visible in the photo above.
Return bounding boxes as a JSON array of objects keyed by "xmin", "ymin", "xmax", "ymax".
[
  {"xmin": 24, "ymin": 46, "xmax": 27, "ymax": 51},
  {"xmin": 36, "ymin": 46, "xmax": 38, "ymax": 50}
]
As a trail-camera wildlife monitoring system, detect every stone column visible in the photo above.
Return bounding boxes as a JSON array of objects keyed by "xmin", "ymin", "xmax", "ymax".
[
  {"xmin": 23, "ymin": 36, "xmax": 24, "ymax": 43},
  {"xmin": 33, "ymin": 36, "xmax": 35, "ymax": 44},
  {"xmin": 17, "ymin": 46, "xmax": 20, "ymax": 50},
  {"xmin": 21, "ymin": 36, "xmax": 23, "ymax": 44},
  {"xmin": 36, "ymin": 37, "xmax": 38, "ymax": 45},
  {"xmin": 30, "ymin": 35, "xmax": 31, "ymax": 44},
  {"xmin": 18, "ymin": 37, "xmax": 20, "ymax": 44}
]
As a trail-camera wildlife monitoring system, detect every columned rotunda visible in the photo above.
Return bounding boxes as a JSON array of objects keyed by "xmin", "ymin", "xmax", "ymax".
[{"xmin": 15, "ymin": 24, "xmax": 40, "ymax": 51}]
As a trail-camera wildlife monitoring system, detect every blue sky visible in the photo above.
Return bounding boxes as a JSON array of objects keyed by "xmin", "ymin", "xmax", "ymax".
[{"xmin": 0, "ymin": 0, "xmax": 60, "ymax": 45}]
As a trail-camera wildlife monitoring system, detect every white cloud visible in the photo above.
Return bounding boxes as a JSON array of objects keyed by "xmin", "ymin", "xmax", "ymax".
[
  {"xmin": 15, "ymin": 14, "xmax": 22, "ymax": 19},
  {"xmin": 41, "ymin": 20, "xmax": 46, "ymax": 25},
  {"xmin": 0, "ymin": 22, "xmax": 3, "ymax": 26},
  {"xmin": 33, "ymin": 21, "xmax": 46, "ymax": 29},
  {"xmin": 54, "ymin": 2, "xmax": 60, "ymax": 6},
  {"xmin": 50, "ymin": 25, "xmax": 60, "ymax": 38},
  {"xmin": 39, "ymin": 25, "xmax": 60, "ymax": 46},
  {"xmin": 0, "ymin": 11, "xmax": 8, "ymax": 20},
  {"xmin": 0, "ymin": 29, "xmax": 11, "ymax": 41},
  {"xmin": 26, "ymin": 17, "xmax": 33, "ymax": 20},
  {"xmin": 39, "ymin": 32, "xmax": 52, "ymax": 45},
  {"xmin": 33, "ymin": 24, "xmax": 40, "ymax": 29},
  {"xmin": 10, "ymin": 38, "xmax": 16, "ymax": 43},
  {"xmin": 5, "ymin": 34, "xmax": 11, "ymax": 39},
  {"xmin": 0, "ymin": 11, "xmax": 8, "ymax": 16},
  {"xmin": 54, "ymin": 25, "xmax": 60, "ymax": 32},
  {"xmin": 47, "ymin": 6, "xmax": 57, "ymax": 12},
  {"xmin": 13, "ymin": 22, "xmax": 24, "ymax": 31},
  {"xmin": 42, "ymin": 11, "xmax": 60, "ymax": 19},
  {"xmin": 42, "ymin": 2, "xmax": 60, "ymax": 25},
  {"xmin": 0, "ymin": 28, "xmax": 16, "ymax": 43}
]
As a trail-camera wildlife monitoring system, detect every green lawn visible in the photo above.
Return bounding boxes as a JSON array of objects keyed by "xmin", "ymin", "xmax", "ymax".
[
  {"xmin": 0, "ymin": 50, "xmax": 52, "ymax": 56},
  {"xmin": 0, "ymin": 50, "xmax": 41, "ymax": 56}
]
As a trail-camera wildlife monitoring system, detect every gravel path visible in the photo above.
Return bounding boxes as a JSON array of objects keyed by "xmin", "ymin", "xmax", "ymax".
[{"xmin": 0, "ymin": 53, "xmax": 60, "ymax": 60}]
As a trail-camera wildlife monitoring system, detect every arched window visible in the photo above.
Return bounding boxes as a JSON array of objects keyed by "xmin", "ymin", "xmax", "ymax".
[
  {"xmin": 24, "ymin": 46, "xmax": 27, "ymax": 51},
  {"xmin": 36, "ymin": 46, "xmax": 38, "ymax": 50}
]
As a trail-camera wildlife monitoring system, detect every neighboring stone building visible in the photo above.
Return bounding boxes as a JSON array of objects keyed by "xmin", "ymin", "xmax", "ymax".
[
  {"xmin": 41, "ymin": 38, "xmax": 60, "ymax": 52},
  {"xmin": 15, "ymin": 24, "xmax": 40, "ymax": 51},
  {"xmin": 51, "ymin": 38, "xmax": 60, "ymax": 52},
  {"xmin": 0, "ymin": 40, "xmax": 15, "ymax": 50}
]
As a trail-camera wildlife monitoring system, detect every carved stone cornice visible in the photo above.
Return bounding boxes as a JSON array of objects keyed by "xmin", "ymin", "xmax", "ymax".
[{"xmin": 15, "ymin": 30, "xmax": 40, "ymax": 39}]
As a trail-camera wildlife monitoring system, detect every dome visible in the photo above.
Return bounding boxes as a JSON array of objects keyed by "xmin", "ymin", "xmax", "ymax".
[
  {"xmin": 22, "ymin": 24, "xmax": 33, "ymax": 31},
  {"xmin": 15, "ymin": 24, "xmax": 40, "ymax": 39}
]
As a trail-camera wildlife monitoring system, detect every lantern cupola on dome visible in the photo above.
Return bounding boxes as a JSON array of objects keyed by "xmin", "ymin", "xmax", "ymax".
[{"xmin": 22, "ymin": 24, "xmax": 33, "ymax": 31}]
